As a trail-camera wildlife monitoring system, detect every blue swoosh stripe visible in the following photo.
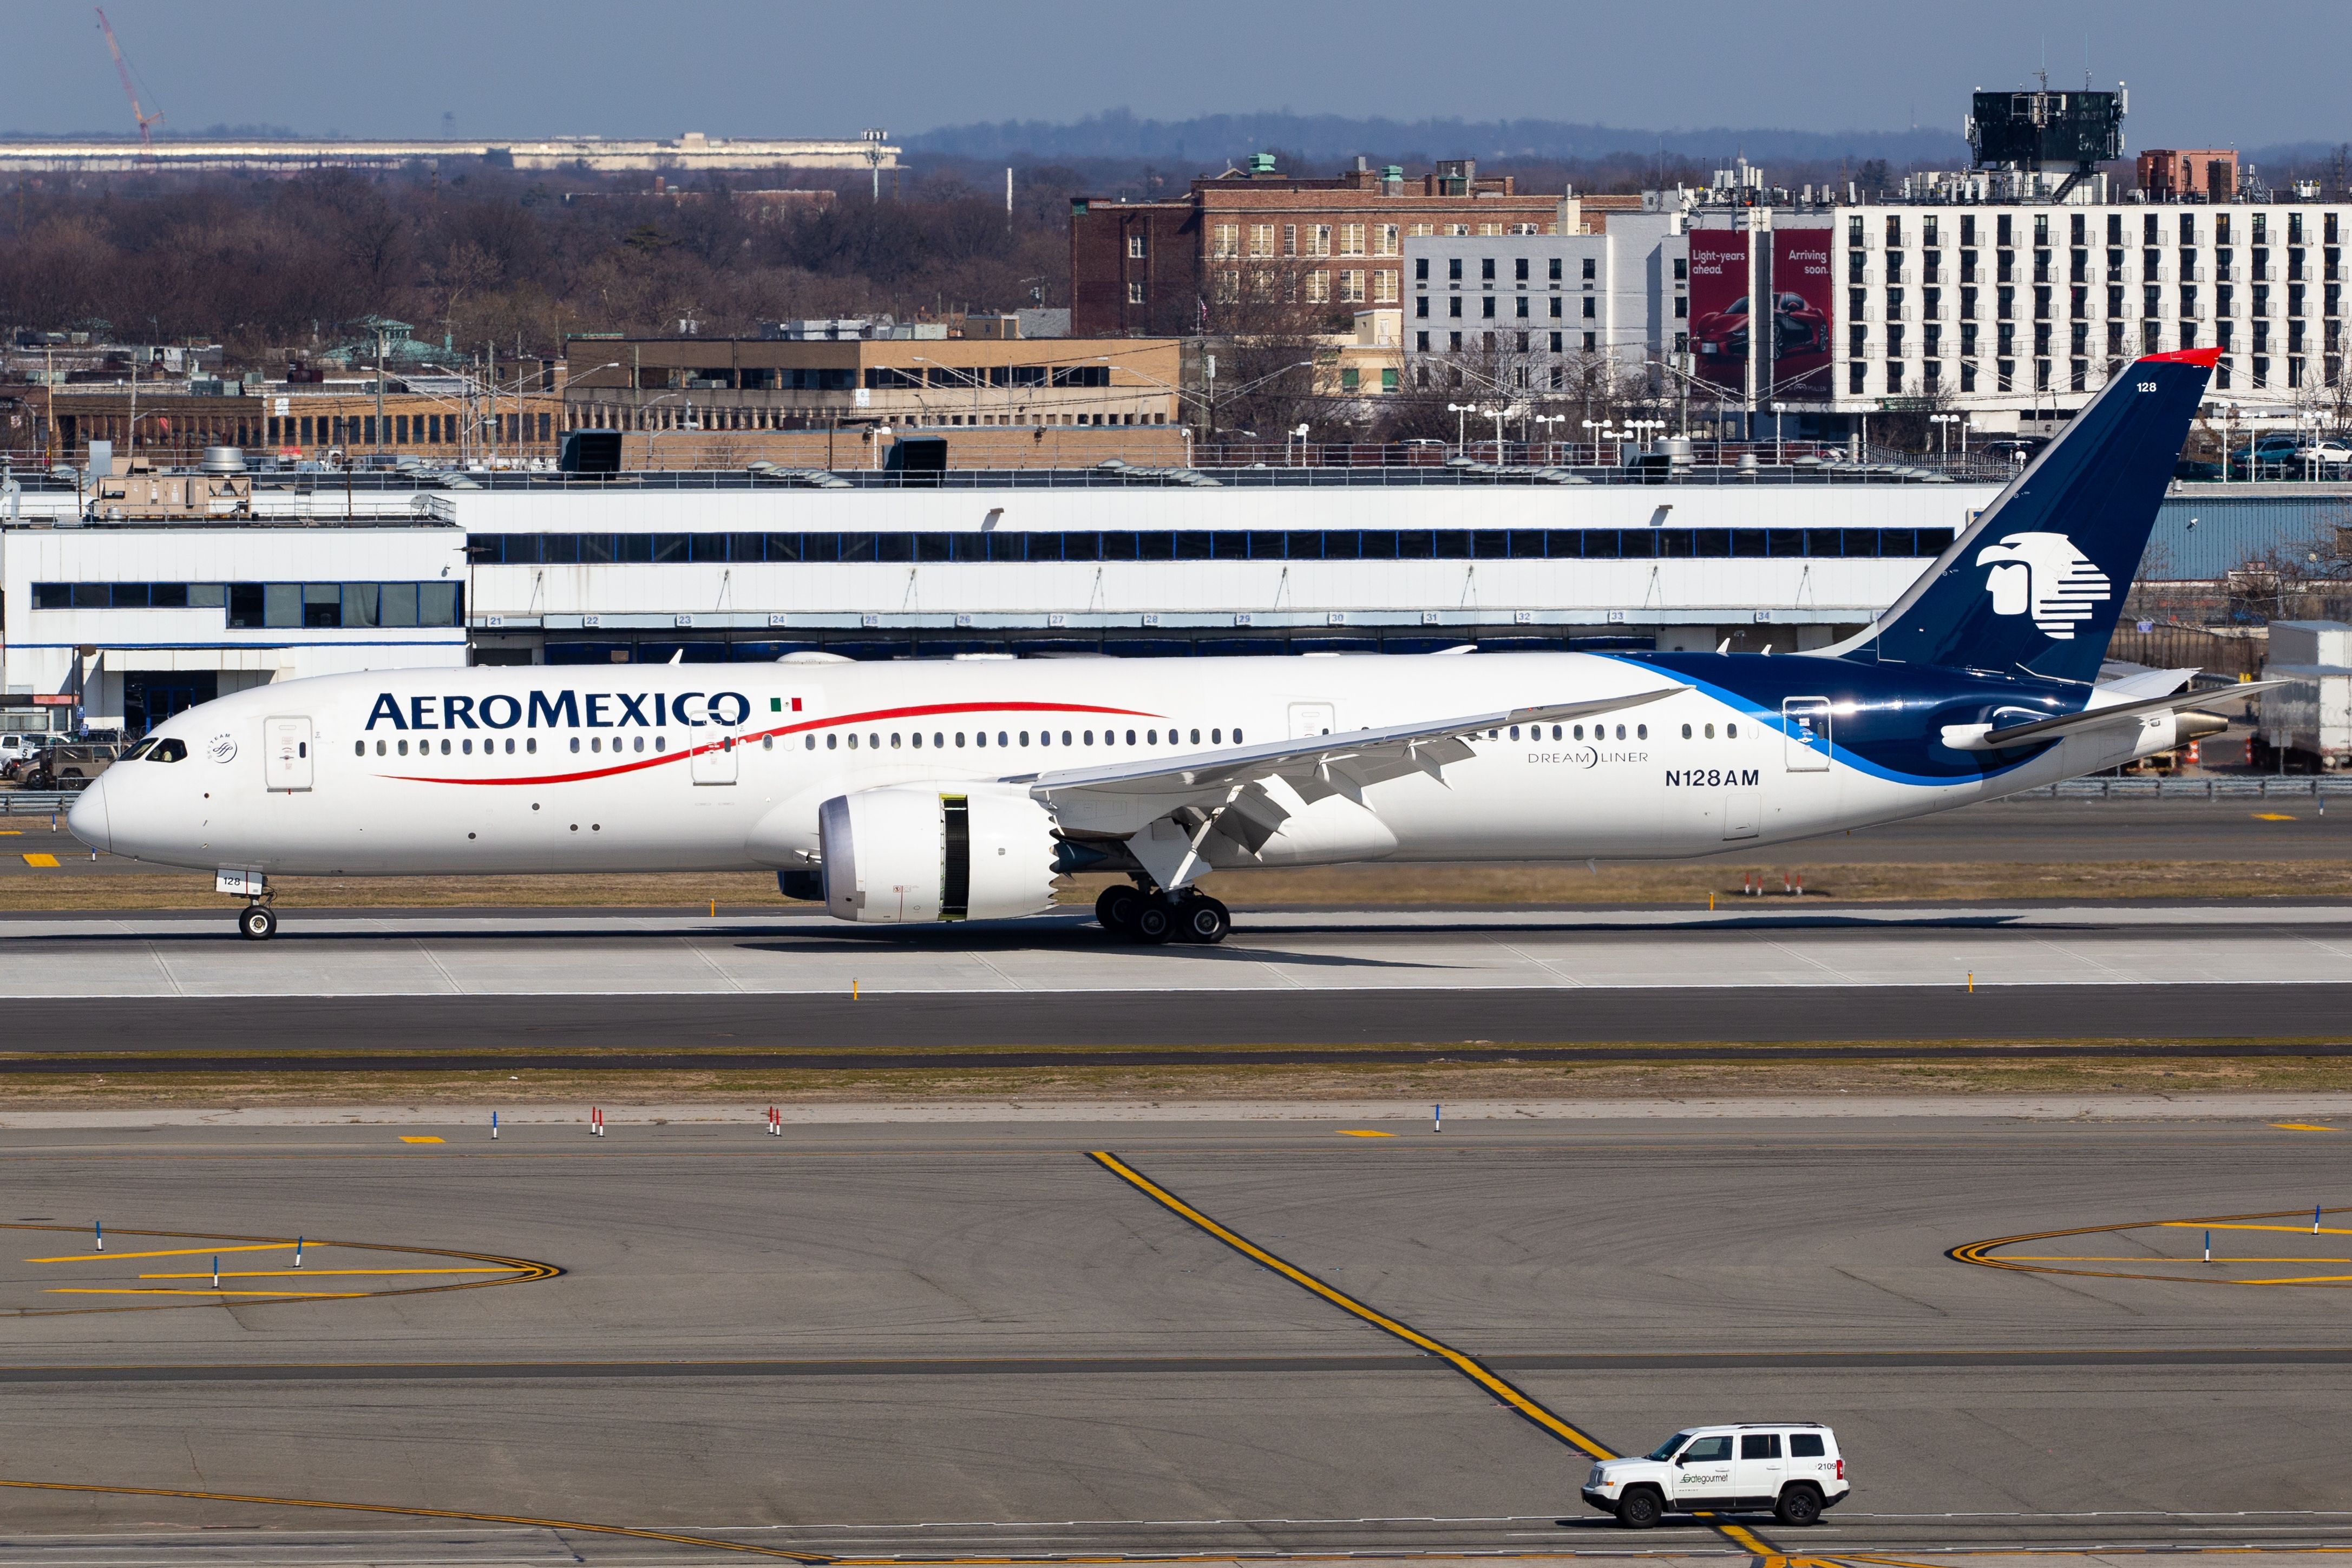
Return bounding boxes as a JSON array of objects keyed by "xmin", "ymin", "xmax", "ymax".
[{"xmin": 1595, "ymin": 655, "xmax": 2041, "ymax": 790}]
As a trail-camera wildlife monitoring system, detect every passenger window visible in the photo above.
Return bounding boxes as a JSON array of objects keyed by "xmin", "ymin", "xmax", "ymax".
[
  {"xmin": 1234, "ymin": 729, "xmax": 1243, "ymax": 743},
  {"xmin": 1681, "ymin": 724, "xmax": 1692, "ymax": 739},
  {"xmin": 998, "ymin": 731, "xmax": 1008, "ymax": 747},
  {"xmin": 1084, "ymin": 730, "xmax": 1095, "ymax": 744},
  {"xmin": 652, "ymin": 736, "xmax": 664, "ymax": 752},
  {"xmin": 955, "ymin": 732, "xmax": 967, "ymax": 747},
  {"xmin": 1637, "ymin": 724, "xmax": 1647, "ymax": 739},
  {"xmin": 1020, "ymin": 731, "xmax": 1030, "ymax": 746},
  {"xmin": 1614, "ymin": 725, "xmax": 1625, "ymax": 740},
  {"xmin": 377, "ymin": 739, "xmax": 386, "ymax": 756},
  {"xmin": 1148, "ymin": 729, "xmax": 1158, "ymax": 744},
  {"xmin": 1727, "ymin": 722, "xmax": 1738, "ymax": 738},
  {"xmin": 1704, "ymin": 723, "xmax": 1714, "ymax": 739},
  {"xmin": 1682, "ymin": 1436, "xmax": 1732, "ymax": 1462},
  {"xmin": 1740, "ymin": 1434, "xmax": 1782, "ymax": 1460},
  {"xmin": 1573, "ymin": 725, "xmax": 1583, "ymax": 740},
  {"xmin": 591, "ymin": 738, "xmax": 601, "ymax": 753},
  {"xmin": 1551, "ymin": 725, "xmax": 1561, "ymax": 739},
  {"xmin": 1509, "ymin": 725, "xmax": 1519, "ymax": 739},
  {"xmin": 462, "ymin": 738, "xmax": 473, "ymax": 755},
  {"xmin": 847, "ymin": 734, "xmax": 859, "ymax": 750},
  {"xmin": 1125, "ymin": 729, "xmax": 1136, "ymax": 744},
  {"xmin": 634, "ymin": 736, "xmax": 646, "ymax": 753},
  {"xmin": 1060, "ymin": 730, "xmax": 1072, "ymax": 745},
  {"xmin": 399, "ymin": 739, "xmax": 410, "ymax": 756},
  {"xmin": 891, "ymin": 733, "xmax": 901, "ymax": 749},
  {"xmin": 526, "ymin": 738, "xmax": 536, "ymax": 754},
  {"xmin": 353, "ymin": 740, "xmax": 364, "ymax": 757},
  {"xmin": 757, "ymin": 736, "xmax": 768, "ymax": 750},
  {"xmin": 1790, "ymin": 1434, "xmax": 1825, "ymax": 1459},
  {"xmin": 976, "ymin": 732, "xmax": 987, "ymax": 747},
  {"xmin": 1211, "ymin": 729, "xmax": 1221, "ymax": 743},
  {"xmin": 868, "ymin": 733, "xmax": 878, "ymax": 749},
  {"xmin": 1190, "ymin": 728, "xmax": 1200, "ymax": 744},
  {"xmin": 567, "ymin": 738, "xmax": 578, "ymax": 753}
]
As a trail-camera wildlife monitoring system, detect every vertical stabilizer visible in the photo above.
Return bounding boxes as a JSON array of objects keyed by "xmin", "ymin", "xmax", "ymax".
[{"xmin": 1825, "ymin": 346, "xmax": 2216, "ymax": 683}]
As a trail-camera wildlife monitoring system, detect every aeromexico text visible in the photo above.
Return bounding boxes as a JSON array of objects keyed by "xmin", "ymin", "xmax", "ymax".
[{"xmin": 364, "ymin": 690, "xmax": 755, "ymax": 731}]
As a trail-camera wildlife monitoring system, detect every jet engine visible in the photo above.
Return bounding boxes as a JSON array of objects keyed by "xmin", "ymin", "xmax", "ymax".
[{"xmin": 817, "ymin": 785, "xmax": 1060, "ymax": 923}]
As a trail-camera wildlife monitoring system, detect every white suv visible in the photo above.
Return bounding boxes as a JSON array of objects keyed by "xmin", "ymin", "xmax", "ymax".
[{"xmin": 1582, "ymin": 1423, "xmax": 1847, "ymax": 1528}]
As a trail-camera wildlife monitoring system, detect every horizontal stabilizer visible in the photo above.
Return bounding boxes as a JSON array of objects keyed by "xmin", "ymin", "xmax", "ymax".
[{"xmin": 1941, "ymin": 681, "xmax": 2283, "ymax": 752}]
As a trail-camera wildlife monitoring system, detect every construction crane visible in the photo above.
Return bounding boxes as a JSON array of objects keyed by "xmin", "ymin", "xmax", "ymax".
[{"xmin": 94, "ymin": 8, "xmax": 162, "ymax": 156}]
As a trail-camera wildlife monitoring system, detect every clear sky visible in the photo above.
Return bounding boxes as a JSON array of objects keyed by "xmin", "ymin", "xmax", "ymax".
[{"xmin": 17, "ymin": 0, "xmax": 2350, "ymax": 152}]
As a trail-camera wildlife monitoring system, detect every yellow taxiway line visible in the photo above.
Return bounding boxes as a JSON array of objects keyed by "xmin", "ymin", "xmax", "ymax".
[
  {"xmin": 1087, "ymin": 1150, "xmax": 1794, "ymax": 1564},
  {"xmin": 28, "ymin": 1243, "xmax": 292, "ymax": 1264}
]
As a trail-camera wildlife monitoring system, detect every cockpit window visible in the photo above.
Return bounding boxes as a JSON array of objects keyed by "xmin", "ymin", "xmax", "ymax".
[
  {"xmin": 119, "ymin": 738, "xmax": 158, "ymax": 761},
  {"xmin": 150, "ymin": 737, "xmax": 187, "ymax": 763},
  {"xmin": 1646, "ymin": 1431, "xmax": 1695, "ymax": 1461}
]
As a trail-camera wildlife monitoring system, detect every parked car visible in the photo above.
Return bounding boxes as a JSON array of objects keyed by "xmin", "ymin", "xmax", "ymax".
[
  {"xmin": 24, "ymin": 740, "xmax": 121, "ymax": 790},
  {"xmin": 1582, "ymin": 1423, "xmax": 1849, "ymax": 1528},
  {"xmin": 2173, "ymin": 459, "xmax": 2224, "ymax": 481},
  {"xmin": 1980, "ymin": 437, "xmax": 2050, "ymax": 465},
  {"xmin": 0, "ymin": 733, "xmax": 54, "ymax": 769}
]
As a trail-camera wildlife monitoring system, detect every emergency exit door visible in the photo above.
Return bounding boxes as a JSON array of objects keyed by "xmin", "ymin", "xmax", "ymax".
[{"xmin": 264, "ymin": 717, "xmax": 313, "ymax": 792}]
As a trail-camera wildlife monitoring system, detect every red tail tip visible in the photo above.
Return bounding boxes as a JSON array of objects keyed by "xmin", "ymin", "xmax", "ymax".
[{"xmin": 2138, "ymin": 345, "xmax": 2223, "ymax": 368}]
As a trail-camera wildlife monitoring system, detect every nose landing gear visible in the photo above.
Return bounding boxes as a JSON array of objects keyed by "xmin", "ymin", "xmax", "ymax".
[
  {"xmin": 237, "ymin": 897, "xmax": 277, "ymax": 941},
  {"xmin": 1094, "ymin": 881, "xmax": 1229, "ymax": 946}
]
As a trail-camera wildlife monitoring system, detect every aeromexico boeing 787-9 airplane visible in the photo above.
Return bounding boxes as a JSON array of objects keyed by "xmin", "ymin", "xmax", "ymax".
[{"xmin": 71, "ymin": 346, "xmax": 2251, "ymax": 943}]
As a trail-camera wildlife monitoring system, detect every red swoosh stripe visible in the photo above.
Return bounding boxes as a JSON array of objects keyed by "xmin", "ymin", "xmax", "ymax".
[{"xmin": 383, "ymin": 699, "xmax": 1161, "ymax": 786}]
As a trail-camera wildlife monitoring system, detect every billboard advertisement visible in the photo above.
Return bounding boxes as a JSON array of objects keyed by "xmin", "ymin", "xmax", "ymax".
[
  {"xmin": 1770, "ymin": 229, "xmax": 1835, "ymax": 397},
  {"xmin": 1686, "ymin": 231, "xmax": 1751, "ymax": 391}
]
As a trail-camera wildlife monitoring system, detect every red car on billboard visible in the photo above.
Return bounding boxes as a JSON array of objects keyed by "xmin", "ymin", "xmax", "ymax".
[{"xmin": 1694, "ymin": 292, "xmax": 1830, "ymax": 362}]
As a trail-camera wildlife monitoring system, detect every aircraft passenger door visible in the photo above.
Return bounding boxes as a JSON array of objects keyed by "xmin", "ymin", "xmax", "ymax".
[
  {"xmin": 1289, "ymin": 702, "xmax": 1335, "ymax": 739},
  {"xmin": 263, "ymin": 717, "xmax": 313, "ymax": 792},
  {"xmin": 1783, "ymin": 697, "xmax": 1832, "ymax": 771},
  {"xmin": 691, "ymin": 732, "xmax": 739, "ymax": 786}
]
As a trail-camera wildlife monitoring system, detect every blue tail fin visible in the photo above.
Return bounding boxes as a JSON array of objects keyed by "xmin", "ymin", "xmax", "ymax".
[{"xmin": 1830, "ymin": 346, "xmax": 2217, "ymax": 684}]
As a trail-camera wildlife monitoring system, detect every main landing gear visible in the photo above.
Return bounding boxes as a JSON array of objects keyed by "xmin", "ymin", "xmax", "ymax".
[{"xmin": 1095, "ymin": 882, "xmax": 1230, "ymax": 946}]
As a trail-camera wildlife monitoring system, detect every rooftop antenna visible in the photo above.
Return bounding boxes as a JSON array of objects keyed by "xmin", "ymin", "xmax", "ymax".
[{"xmin": 94, "ymin": 8, "xmax": 162, "ymax": 159}]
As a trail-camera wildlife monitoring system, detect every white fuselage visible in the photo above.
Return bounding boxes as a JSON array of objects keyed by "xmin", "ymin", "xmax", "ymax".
[{"xmin": 71, "ymin": 652, "xmax": 2173, "ymax": 881}]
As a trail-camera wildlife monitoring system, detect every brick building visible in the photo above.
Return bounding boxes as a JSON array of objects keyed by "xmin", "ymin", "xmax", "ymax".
[
  {"xmin": 2138, "ymin": 148, "xmax": 2238, "ymax": 201},
  {"xmin": 1070, "ymin": 155, "xmax": 1576, "ymax": 335}
]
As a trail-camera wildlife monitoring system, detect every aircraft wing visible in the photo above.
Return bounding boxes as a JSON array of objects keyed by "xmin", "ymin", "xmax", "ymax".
[
  {"xmin": 1012, "ymin": 684, "xmax": 1687, "ymax": 800},
  {"xmin": 1010, "ymin": 682, "xmax": 1687, "ymax": 888},
  {"xmin": 1941, "ymin": 680, "xmax": 2284, "ymax": 752}
]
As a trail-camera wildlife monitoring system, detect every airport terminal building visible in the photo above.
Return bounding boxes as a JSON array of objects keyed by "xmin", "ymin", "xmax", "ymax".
[{"xmin": 3, "ymin": 469, "xmax": 1996, "ymax": 733}]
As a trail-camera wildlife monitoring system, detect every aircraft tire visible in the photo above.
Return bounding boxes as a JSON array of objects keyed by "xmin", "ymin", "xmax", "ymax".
[
  {"xmin": 1130, "ymin": 898, "xmax": 1176, "ymax": 945},
  {"xmin": 1095, "ymin": 884, "xmax": 1142, "ymax": 935},
  {"xmin": 1176, "ymin": 895, "xmax": 1230, "ymax": 945},
  {"xmin": 239, "ymin": 904, "xmax": 278, "ymax": 942}
]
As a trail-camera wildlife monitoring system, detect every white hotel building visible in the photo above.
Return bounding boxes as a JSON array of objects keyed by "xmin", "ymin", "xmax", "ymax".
[{"xmin": 1405, "ymin": 185, "xmax": 2352, "ymax": 432}]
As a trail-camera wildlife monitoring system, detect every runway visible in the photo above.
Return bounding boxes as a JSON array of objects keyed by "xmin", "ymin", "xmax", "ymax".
[
  {"xmin": 8, "ymin": 792, "xmax": 2352, "ymax": 881},
  {"xmin": 2, "ymin": 1113, "xmax": 2349, "ymax": 1563},
  {"xmin": 4, "ymin": 904, "xmax": 2351, "ymax": 1064}
]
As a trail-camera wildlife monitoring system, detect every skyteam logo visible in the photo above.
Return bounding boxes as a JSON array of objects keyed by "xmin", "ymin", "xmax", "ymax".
[{"xmin": 1974, "ymin": 531, "xmax": 2112, "ymax": 640}]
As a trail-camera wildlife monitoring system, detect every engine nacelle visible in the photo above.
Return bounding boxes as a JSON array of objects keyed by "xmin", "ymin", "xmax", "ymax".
[{"xmin": 818, "ymin": 785, "xmax": 1059, "ymax": 923}]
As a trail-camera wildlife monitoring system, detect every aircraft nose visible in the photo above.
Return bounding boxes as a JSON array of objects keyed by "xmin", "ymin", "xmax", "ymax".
[{"xmin": 65, "ymin": 773, "xmax": 110, "ymax": 854}]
